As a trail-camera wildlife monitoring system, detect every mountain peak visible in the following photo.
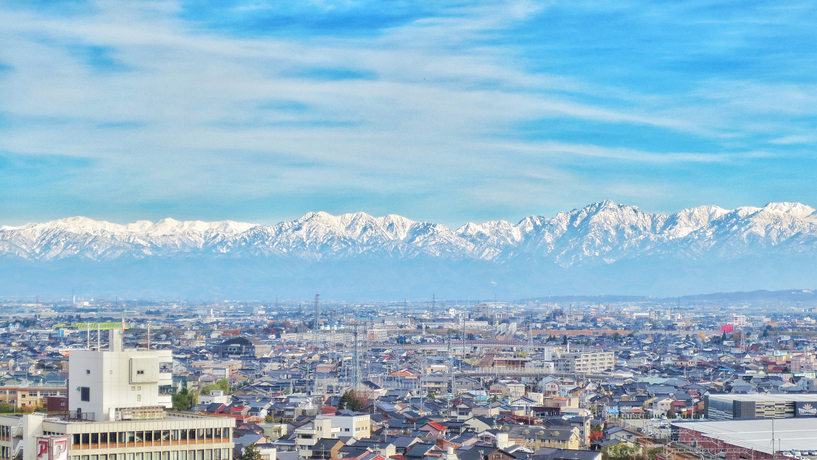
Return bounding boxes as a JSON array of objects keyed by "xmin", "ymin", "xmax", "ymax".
[{"xmin": 762, "ymin": 202, "xmax": 816, "ymax": 218}]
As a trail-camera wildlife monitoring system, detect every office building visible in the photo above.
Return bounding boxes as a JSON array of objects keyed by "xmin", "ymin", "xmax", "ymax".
[{"xmin": 0, "ymin": 330, "xmax": 234, "ymax": 460}]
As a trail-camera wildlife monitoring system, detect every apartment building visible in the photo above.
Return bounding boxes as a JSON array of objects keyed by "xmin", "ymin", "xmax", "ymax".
[
  {"xmin": 553, "ymin": 352, "xmax": 614, "ymax": 374},
  {"xmin": 0, "ymin": 386, "xmax": 67, "ymax": 410}
]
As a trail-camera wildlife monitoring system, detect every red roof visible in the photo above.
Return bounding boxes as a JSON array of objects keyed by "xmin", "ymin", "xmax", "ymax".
[{"xmin": 427, "ymin": 421, "xmax": 445, "ymax": 431}]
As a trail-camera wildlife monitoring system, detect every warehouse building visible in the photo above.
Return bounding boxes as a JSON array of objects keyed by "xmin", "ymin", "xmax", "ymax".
[
  {"xmin": 705, "ymin": 394, "xmax": 817, "ymax": 420},
  {"xmin": 672, "ymin": 418, "xmax": 817, "ymax": 460}
]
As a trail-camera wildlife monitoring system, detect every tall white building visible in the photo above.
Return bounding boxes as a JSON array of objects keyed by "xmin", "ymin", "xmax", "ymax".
[{"xmin": 0, "ymin": 330, "xmax": 234, "ymax": 460}]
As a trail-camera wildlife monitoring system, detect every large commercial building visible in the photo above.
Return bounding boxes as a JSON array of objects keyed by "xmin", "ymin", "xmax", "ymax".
[
  {"xmin": 0, "ymin": 330, "xmax": 234, "ymax": 460},
  {"xmin": 553, "ymin": 352, "xmax": 614, "ymax": 374},
  {"xmin": 705, "ymin": 394, "xmax": 817, "ymax": 420},
  {"xmin": 672, "ymin": 418, "xmax": 817, "ymax": 460}
]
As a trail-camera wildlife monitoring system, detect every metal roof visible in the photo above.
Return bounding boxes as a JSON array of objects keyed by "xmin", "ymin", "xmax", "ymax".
[{"xmin": 672, "ymin": 418, "xmax": 817, "ymax": 453}]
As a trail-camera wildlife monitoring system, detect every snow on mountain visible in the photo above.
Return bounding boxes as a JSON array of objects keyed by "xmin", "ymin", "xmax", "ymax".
[{"xmin": 4, "ymin": 201, "xmax": 817, "ymax": 264}]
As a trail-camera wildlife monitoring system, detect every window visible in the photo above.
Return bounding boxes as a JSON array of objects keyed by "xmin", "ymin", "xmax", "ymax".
[
  {"xmin": 137, "ymin": 370, "xmax": 145, "ymax": 375},
  {"xmin": 80, "ymin": 387, "xmax": 90, "ymax": 401},
  {"xmin": 137, "ymin": 394, "xmax": 141, "ymax": 402},
  {"xmin": 86, "ymin": 370, "xmax": 90, "ymax": 375}
]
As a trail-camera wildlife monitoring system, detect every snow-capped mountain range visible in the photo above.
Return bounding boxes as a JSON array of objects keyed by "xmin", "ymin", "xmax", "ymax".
[
  {"xmin": 2, "ymin": 200, "xmax": 817, "ymax": 265},
  {"xmin": 3, "ymin": 201, "xmax": 817, "ymax": 298}
]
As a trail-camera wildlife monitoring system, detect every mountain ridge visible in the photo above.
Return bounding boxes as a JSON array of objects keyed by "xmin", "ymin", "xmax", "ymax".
[
  {"xmin": 3, "ymin": 201, "xmax": 817, "ymax": 264},
  {"xmin": 3, "ymin": 201, "xmax": 817, "ymax": 298}
]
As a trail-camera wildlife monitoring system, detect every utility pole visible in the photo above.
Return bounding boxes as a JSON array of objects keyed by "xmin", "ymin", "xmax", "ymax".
[
  {"xmin": 313, "ymin": 294, "xmax": 320, "ymax": 349},
  {"xmin": 353, "ymin": 325, "xmax": 360, "ymax": 391}
]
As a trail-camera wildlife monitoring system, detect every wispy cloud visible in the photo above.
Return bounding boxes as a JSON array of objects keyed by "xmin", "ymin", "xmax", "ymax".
[{"xmin": 0, "ymin": 0, "xmax": 814, "ymax": 227}]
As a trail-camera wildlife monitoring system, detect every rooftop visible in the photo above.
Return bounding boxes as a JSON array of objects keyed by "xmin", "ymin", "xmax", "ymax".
[{"xmin": 673, "ymin": 418, "xmax": 817, "ymax": 454}]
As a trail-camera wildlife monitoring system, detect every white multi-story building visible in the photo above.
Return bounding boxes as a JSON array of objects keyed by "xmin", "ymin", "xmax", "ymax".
[
  {"xmin": 0, "ymin": 330, "xmax": 234, "ymax": 460},
  {"xmin": 553, "ymin": 351, "xmax": 614, "ymax": 374},
  {"xmin": 330, "ymin": 414, "xmax": 370, "ymax": 439}
]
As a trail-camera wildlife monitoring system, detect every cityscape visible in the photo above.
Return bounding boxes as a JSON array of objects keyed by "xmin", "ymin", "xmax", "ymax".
[
  {"xmin": 2, "ymin": 1, "xmax": 817, "ymax": 460},
  {"xmin": 1, "ymin": 295, "xmax": 817, "ymax": 460}
]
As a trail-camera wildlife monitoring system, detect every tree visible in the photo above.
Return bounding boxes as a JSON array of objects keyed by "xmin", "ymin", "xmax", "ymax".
[
  {"xmin": 338, "ymin": 390, "xmax": 368, "ymax": 411},
  {"xmin": 0, "ymin": 402, "xmax": 15, "ymax": 413},
  {"xmin": 602, "ymin": 442, "xmax": 642, "ymax": 460},
  {"xmin": 201, "ymin": 379, "xmax": 231, "ymax": 395},
  {"xmin": 238, "ymin": 445, "xmax": 260, "ymax": 460},
  {"xmin": 589, "ymin": 424, "xmax": 604, "ymax": 444},
  {"xmin": 172, "ymin": 387, "xmax": 197, "ymax": 411}
]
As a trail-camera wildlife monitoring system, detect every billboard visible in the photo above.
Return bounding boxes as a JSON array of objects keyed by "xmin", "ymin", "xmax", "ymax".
[
  {"xmin": 795, "ymin": 402, "xmax": 817, "ymax": 417},
  {"xmin": 36, "ymin": 436, "xmax": 70, "ymax": 460}
]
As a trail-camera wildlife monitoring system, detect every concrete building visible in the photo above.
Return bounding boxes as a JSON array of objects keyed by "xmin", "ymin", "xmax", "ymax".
[
  {"xmin": 0, "ymin": 385, "xmax": 67, "ymax": 411},
  {"xmin": 294, "ymin": 416, "xmax": 338, "ymax": 458},
  {"xmin": 553, "ymin": 352, "xmax": 614, "ymax": 374},
  {"xmin": 705, "ymin": 394, "xmax": 817, "ymax": 420},
  {"xmin": 331, "ymin": 413, "xmax": 370, "ymax": 439},
  {"xmin": 0, "ymin": 330, "xmax": 234, "ymax": 460}
]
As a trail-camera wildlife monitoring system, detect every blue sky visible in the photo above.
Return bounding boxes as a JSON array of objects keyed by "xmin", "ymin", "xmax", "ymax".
[{"xmin": 0, "ymin": 0, "xmax": 816, "ymax": 228}]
